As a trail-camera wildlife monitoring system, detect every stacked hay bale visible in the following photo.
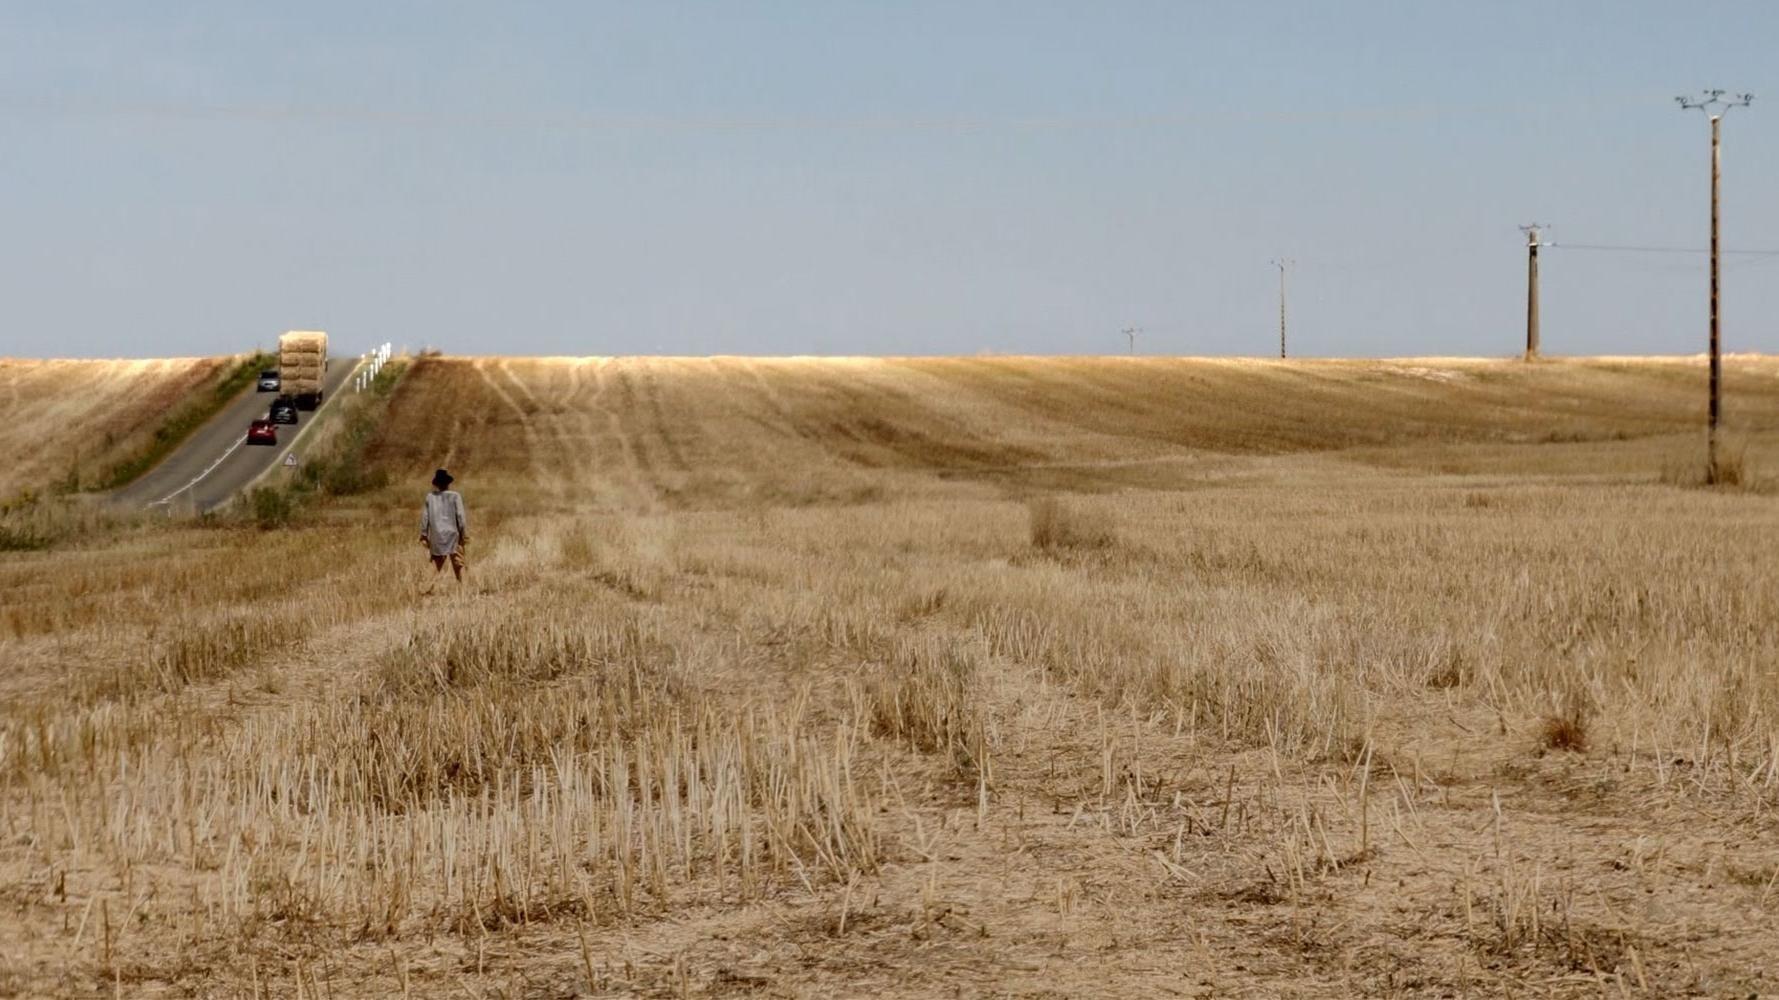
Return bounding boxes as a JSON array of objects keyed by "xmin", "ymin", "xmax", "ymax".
[{"xmin": 277, "ymin": 330, "xmax": 329, "ymax": 408}]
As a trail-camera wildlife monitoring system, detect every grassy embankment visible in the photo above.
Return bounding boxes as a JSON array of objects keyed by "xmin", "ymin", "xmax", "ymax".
[
  {"xmin": 0, "ymin": 355, "xmax": 252, "ymax": 549},
  {"xmin": 92, "ymin": 352, "xmax": 273, "ymax": 491},
  {"xmin": 245, "ymin": 357, "xmax": 408, "ymax": 527},
  {"xmin": 0, "ymin": 357, "xmax": 230, "ymax": 500}
]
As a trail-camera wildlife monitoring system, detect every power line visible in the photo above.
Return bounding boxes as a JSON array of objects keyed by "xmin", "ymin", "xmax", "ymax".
[
  {"xmin": 1548, "ymin": 242, "xmax": 1779, "ymax": 256},
  {"xmin": 0, "ymin": 90, "xmax": 1701, "ymax": 133}
]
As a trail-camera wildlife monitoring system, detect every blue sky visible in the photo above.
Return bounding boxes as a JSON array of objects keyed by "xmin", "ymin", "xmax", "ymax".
[{"xmin": 2, "ymin": 2, "xmax": 1775, "ymax": 358}]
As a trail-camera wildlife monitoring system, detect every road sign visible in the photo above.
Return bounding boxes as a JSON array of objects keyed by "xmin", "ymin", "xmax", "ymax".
[{"xmin": 283, "ymin": 453, "xmax": 299, "ymax": 467}]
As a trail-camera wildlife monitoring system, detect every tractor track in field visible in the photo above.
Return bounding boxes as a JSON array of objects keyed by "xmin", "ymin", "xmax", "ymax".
[
  {"xmin": 633, "ymin": 359, "xmax": 693, "ymax": 474},
  {"xmin": 475, "ymin": 357, "xmax": 568, "ymax": 504},
  {"xmin": 608, "ymin": 365, "xmax": 669, "ymax": 498},
  {"xmin": 499, "ymin": 358, "xmax": 581, "ymax": 507},
  {"xmin": 566, "ymin": 359, "xmax": 619, "ymax": 507},
  {"xmin": 587, "ymin": 358, "xmax": 658, "ymax": 512},
  {"xmin": 556, "ymin": 358, "xmax": 604, "ymax": 494}
]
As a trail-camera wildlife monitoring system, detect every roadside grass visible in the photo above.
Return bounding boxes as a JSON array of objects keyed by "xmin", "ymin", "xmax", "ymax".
[
  {"xmin": 0, "ymin": 522, "xmax": 52, "ymax": 552},
  {"xmin": 0, "ymin": 488, "xmax": 128, "ymax": 552},
  {"xmin": 0, "ymin": 490, "xmax": 55, "ymax": 552}
]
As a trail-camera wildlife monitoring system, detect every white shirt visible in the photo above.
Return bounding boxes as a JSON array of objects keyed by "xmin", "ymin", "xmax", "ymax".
[{"xmin": 420, "ymin": 490, "xmax": 467, "ymax": 556}]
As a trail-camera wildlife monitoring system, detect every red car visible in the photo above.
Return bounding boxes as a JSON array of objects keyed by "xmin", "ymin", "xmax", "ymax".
[{"xmin": 246, "ymin": 419, "xmax": 278, "ymax": 446}]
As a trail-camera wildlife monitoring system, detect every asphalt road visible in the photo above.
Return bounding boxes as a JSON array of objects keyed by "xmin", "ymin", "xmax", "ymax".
[{"xmin": 112, "ymin": 356, "xmax": 362, "ymax": 513}]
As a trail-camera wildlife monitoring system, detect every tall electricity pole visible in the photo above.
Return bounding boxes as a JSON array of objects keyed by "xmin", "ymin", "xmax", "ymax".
[
  {"xmin": 1677, "ymin": 89, "xmax": 1753, "ymax": 482},
  {"xmin": 1270, "ymin": 259, "xmax": 1292, "ymax": 358},
  {"xmin": 1122, "ymin": 326, "xmax": 1142, "ymax": 355},
  {"xmin": 1519, "ymin": 224, "xmax": 1544, "ymax": 360}
]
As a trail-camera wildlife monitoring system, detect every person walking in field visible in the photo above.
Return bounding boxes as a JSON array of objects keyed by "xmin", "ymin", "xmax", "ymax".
[{"xmin": 420, "ymin": 468, "xmax": 468, "ymax": 584}]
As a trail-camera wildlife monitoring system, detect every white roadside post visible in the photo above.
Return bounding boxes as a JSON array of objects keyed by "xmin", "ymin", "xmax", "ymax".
[{"xmin": 358, "ymin": 343, "xmax": 392, "ymax": 390}]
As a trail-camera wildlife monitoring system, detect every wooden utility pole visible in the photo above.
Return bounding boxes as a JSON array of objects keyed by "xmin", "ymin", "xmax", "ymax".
[
  {"xmin": 1270, "ymin": 259, "xmax": 1292, "ymax": 358},
  {"xmin": 1519, "ymin": 224, "xmax": 1542, "ymax": 360},
  {"xmin": 1677, "ymin": 90, "xmax": 1753, "ymax": 482},
  {"xmin": 1709, "ymin": 114, "xmax": 1722, "ymax": 476}
]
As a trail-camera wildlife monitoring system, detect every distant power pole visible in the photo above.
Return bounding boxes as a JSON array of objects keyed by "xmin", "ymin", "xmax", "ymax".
[
  {"xmin": 1122, "ymin": 326, "xmax": 1142, "ymax": 355},
  {"xmin": 1676, "ymin": 89, "xmax": 1754, "ymax": 482},
  {"xmin": 1519, "ymin": 224, "xmax": 1544, "ymax": 360},
  {"xmin": 1270, "ymin": 259, "xmax": 1292, "ymax": 358}
]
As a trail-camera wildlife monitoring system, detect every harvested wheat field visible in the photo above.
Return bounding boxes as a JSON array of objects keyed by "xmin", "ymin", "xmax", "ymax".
[
  {"xmin": 4, "ymin": 354, "xmax": 1779, "ymax": 998},
  {"xmin": 0, "ymin": 358, "xmax": 233, "ymax": 498}
]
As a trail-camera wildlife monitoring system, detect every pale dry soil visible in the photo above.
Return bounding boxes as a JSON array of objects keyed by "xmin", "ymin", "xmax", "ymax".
[{"xmin": 2, "ymin": 356, "xmax": 1779, "ymax": 999}]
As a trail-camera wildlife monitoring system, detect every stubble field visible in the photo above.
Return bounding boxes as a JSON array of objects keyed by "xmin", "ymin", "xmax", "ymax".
[
  {"xmin": 0, "ymin": 358, "xmax": 233, "ymax": 499},
  {"xmin": 3, "ymin": 354, "xmax": 1779, "ymax": 998}
]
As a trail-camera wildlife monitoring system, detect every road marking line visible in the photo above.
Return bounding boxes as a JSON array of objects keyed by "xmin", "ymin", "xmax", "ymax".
[
  {"xmin": 146, "ymin": 434, "xmax": 246, "ymax": 508},
  {"xmin": 146, "ymin": 359, "xmax": 364, "ymax": 510}
]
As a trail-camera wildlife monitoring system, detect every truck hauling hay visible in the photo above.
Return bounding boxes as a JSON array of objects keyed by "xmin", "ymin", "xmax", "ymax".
[{"xmin": 277, "ymin": 330, "xmax": 328, "ymax": 410}]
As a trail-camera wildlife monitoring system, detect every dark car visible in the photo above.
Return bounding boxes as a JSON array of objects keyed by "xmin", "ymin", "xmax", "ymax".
[
  {"xmin": 257, "ymin": 370, "xmax": 281, "ymax": 392},
  {"xmin": 268, "ymin": 397, "xmax": 298, "ymax": 425},
  {"xmin": 246, "ymin": 419, "xmax": 278, "ymax": 446}
]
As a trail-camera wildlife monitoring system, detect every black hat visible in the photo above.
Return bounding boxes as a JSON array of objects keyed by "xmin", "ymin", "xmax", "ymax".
[{"xmin": 432, "ymin": 468, "xmax": 454, "ymax": 489}]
